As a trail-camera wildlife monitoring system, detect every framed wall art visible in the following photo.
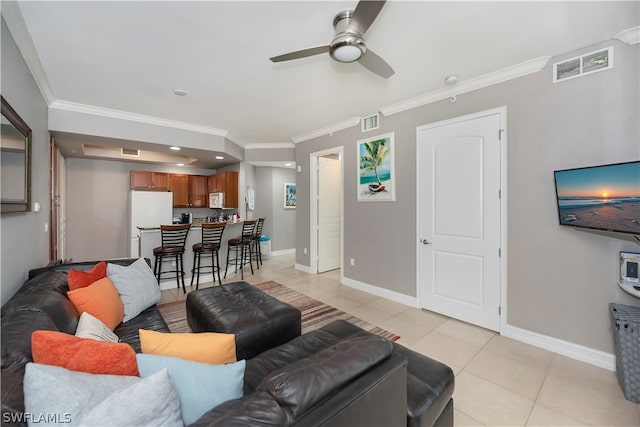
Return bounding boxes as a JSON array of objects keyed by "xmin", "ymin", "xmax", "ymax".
[
  {"xmin": 284, "ymin": 183, "xmax": 296, "ymax": 208},
  {"xmin": 357, "ymin": 132, "xmax": 395, "ymax": 202}
]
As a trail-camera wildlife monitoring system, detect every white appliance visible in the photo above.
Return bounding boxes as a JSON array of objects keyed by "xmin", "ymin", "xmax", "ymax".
[
  {"xmin": 129, "ymin": 191, "xmax": 173, "ymax": 257},
  {"xmin": 209, "ymin": 192, "xmax": 224, "ymax": 208}
]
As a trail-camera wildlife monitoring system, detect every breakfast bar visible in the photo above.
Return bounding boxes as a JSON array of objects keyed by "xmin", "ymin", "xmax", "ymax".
[{"xmin": 137, "ymin": 220, "xmax": 246, "ymax": 289}]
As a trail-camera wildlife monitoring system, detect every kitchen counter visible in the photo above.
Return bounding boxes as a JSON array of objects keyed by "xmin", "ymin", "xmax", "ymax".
[
  {"xmin": 136, "ymin": 219, "xmax": 245, "ymax": 231},
  {"xmin": 136, "ymin": 221, "xmax": 247, "ymax": 289}
]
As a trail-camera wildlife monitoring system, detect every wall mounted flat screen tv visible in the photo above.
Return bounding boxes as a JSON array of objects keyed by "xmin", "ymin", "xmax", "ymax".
[{"xmin": 554, "ymin": 161, "xmax": 640, "ymax": 235}]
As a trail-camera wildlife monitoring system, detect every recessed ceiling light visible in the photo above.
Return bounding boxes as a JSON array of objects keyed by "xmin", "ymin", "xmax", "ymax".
[
  {"xmin": 170, "ymin": 146, "xmax": 181, "ymax": 151},
  {"xmin": 215, "ymin": 156, "xmax": 224, "ymax": 160},
  {"xmin": 173, "ymin": 89, "xmax": 187, "ymax": 96},
  {"xmin": 177, "ymin": 163, "xmax": 184, "ymax": 166}
]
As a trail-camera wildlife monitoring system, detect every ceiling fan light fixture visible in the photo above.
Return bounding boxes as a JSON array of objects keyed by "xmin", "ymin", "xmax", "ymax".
[{"xmin": 330, "ymin": 33, "xmax": 366, "ymax": 63}]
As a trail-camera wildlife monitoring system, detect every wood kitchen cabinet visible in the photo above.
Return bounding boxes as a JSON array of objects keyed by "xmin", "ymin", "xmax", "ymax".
[
  {"xmin": 170, "ymin": 174, "xmax": 208, "ymax": 208},
  {"xmin": 207, "ymin": 171, "xmax": 238, "ymax": 208},
  {"xmin": 130, "ymin": 171, "xmax": 170, "ymax": 191},
  {"xmin": 189, "ymin": 175, "xmax": 208, "ymax": 207}
]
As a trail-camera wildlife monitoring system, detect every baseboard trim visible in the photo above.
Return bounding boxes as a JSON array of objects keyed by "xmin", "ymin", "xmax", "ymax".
[
  {"xmin": 341, "ymin": 276, "xmax": 419, "ymax": 308},
  {"xmin": 271, "ymin": 248, "xmax": 295, "ymax": 257},
  {"xmin": 295, "ymin": 263, "xmax": 313, "ymax": 274},
  {"xmin": 502, "ymin": 324, "xmax": 616, "ymax": 371},
  {"xmin": 341, "ymin": 277, "xmax": 616, "ymax": 372}
]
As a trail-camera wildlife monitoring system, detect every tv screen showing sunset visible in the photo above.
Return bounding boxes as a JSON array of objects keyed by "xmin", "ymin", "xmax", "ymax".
[{"xmin": 554, "ymin": 161, "xmax": 640, "ymax": 234}]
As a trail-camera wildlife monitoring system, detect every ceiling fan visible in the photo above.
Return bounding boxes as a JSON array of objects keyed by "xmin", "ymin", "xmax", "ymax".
[{"xmin": 270, "ymin": 0, "xmax": 394, "ymax": 79}]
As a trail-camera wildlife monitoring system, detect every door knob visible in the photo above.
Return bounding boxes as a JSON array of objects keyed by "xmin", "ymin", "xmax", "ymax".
[{"xmin": 421, "ymin": 239, "xmax": 431, "ymax": 245}]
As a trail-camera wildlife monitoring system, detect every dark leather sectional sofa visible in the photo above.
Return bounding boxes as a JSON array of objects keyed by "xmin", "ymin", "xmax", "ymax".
[{"xmin": 1, "ymin": 259, "xmax": 454, "ymax": 426}]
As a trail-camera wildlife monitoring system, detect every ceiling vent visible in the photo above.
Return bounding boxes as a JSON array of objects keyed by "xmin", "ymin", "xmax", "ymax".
[
  {"xmin": 553, "ymin": 46, "xmax": 613, "ymax": 83},
  {"xmin": 361, "ymin": 113, "xmax": 379, "ymax": 132},
  {"xmin": 121, "ymin": 148, "xmax": 140, "ymax": 157}
]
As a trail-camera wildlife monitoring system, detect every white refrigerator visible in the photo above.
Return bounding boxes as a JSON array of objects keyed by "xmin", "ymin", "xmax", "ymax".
[{"xmin": 129, "ymin": 190, "xmax": 173, "ymax": 257}]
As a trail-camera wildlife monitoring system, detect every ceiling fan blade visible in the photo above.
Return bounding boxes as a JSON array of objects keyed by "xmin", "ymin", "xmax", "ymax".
[
  {"xmin": 358, "ymin": 49, "xmax": 395, "ymax": 79},
  {"xmin": 350, "ymin": 0, "xmax": 386, "ymax": 35},
  {"xmin": 270, "ymin": 45, "xmax": 330, "ymax": 63}
]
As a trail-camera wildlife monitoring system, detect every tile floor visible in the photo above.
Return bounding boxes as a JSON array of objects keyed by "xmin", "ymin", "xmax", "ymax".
[{"xmin": 161, "ymin": 254, "xmax": 640, "ymax": 426}]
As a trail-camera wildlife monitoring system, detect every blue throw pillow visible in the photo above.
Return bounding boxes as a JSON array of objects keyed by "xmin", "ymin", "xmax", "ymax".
[{"xmin": 136, "ymin": 354, "xmax": 245, "ymax": 425}]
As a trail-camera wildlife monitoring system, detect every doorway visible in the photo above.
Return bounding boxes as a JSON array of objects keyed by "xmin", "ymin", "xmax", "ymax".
[
  {"xmin": 416, "ymin": 107, "xmax": 507, "ymax": 332},
  {"xmin": 49, "ymin": 136, "xmax": 67, "ymax": 262},
  {"xmin": 310, "ymin": 146, "xmax": 343, "ymax": 274}
]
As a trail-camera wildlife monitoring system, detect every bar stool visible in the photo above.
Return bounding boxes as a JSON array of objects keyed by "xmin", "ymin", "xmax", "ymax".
[
  {"xmin": 251, "ymin": 217, "xmax": 266, "ymax": 269},
  {"xmin": 153, "ymin": 224, "xmax": 191, "ymax": 294},
  {"xmin": 190, "ymin": 222, "xmax": 226, "ymax": 290},
  {"xmin": 224, "ymin": 220, "xmax": 257, "ymax": 280}
]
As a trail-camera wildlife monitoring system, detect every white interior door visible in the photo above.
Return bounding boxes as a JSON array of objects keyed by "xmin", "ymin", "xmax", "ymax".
[
  {"xmin": 318, "ymin": 156, "xmax": 341, "ymax": 272},
  {"xmin": 417, "ymin": 110, "xmax": 503, "ymax": 331},
  {"xmin": 56, "ymin": 150, "xmax": 66, "ymax": 260}
]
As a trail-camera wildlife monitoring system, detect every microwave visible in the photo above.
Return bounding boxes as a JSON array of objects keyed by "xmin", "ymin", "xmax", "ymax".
[{"xmin": 209, "ymin": 192, "xmax": 224, "ymax": 209}]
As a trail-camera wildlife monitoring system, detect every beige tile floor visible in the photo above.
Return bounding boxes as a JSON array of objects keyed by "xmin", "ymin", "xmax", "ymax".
[{"xmin": 161, "ymin": 254, "xmax": 640, "ymax": 426}]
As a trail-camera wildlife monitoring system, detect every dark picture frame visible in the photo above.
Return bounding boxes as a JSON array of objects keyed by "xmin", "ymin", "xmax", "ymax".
[{"xmin": 1, "ymin": 96, "xmax": 32, "ymax": 213}]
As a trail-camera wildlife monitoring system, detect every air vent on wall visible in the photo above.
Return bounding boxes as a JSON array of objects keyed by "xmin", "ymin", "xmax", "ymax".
[
  {"xmin": 553, "ymin": 46, "xmax": 613, "ymax": 83},
  {"xmin": 361, "ymin": 113, "xmax": 379, "ymax": 132},
  {"xmin": 121, "ymin": 148, "xmax": 140, "ymax": 157}
]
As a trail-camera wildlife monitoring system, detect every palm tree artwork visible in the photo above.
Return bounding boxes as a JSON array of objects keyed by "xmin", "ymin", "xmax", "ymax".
[
  {"xmin": 359, "ymin": 138, "xmax": 390, "ymax": 193},
  {"xmin": 357, "ymin": 133, "xmax": 395, "ymax": 202}
]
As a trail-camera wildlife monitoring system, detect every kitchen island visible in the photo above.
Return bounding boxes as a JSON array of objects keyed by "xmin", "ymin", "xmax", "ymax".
[{"xmin": 137, "ymin": 221, "xmax": 247, "ymax": 289}]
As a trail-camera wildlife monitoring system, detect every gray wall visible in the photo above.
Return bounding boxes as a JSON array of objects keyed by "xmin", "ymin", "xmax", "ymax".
[
  {"xmin": 65, "ymin": 158, "xmax": 216, "ymax": 261},
  {"xmin": 254, "ymin": 167, "xmax": 296, "ymax": 252},
  {"xmin": 242, "ymin": 163, "xmax": 256, "ymax": 220},
  {"xmin": 0, "ymin": 18, "xmax": 50, "ymax": 304},
  {"xmin": 295, "ymin": 39, "xmax": 639, "ymax": 353}
]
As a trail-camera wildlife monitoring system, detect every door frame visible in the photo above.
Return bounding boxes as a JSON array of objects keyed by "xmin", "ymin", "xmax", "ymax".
[
  {"xmin": 310, "ymin": 146, "xmax": 344, "ymax": 275},
  {"xmin": 415, "ymin": 106, "xmax": 508, "ymax": 332},
  {"xmin": 49, "ymin": 135, "xmax": 66, "ymax": 262}
]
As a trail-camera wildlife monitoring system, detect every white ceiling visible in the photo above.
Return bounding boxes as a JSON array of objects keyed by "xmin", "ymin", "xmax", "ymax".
[{"xmin": 9, "ymin": 1, "xmax": 640, "ymax": 157}]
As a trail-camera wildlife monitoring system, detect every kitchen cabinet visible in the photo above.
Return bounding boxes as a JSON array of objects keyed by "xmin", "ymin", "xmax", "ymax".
[
  {"xmin": 208, "ymin": 171, "xmax": 238, "ymax": 208},
  {"xmin": 171, "ymin": 174, "xmax": 208, "ymax": 208},
  {"xmin": 130, "ymin": 171, "xmax": 170, "ymax": 191},
  {"xmin": 189, "ymin": 175, "xmax": 208, "ymax": 207}
]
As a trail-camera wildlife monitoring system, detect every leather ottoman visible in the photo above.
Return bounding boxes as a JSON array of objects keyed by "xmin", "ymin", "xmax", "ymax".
[
  {"xmin": 186, "ymin": 281, "xmax": 302, "ymax": 360},
  {"xmin": 245, "ymin": 319, "xmax": 455, "ymax": 427},
  {"xmin": 392, "ymin": 343, "xmax": 454, "ymax": 427}
]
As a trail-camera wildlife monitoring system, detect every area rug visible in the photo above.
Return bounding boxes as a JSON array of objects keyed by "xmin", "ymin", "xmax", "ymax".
[{"xmin": 158, "ymin": 280, "xmax": 400, "ymax": 341}]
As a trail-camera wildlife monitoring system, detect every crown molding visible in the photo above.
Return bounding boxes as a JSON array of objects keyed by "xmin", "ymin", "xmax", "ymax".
[
  {"xmin": 380, "ymin": 56, "xmax": 551, "ymax": 117},
  {"xmin": 245, "ymin": 142, "xmax": 295, "ymax": 150},
  {"xmin": 292, "ymin": 117, "xmax": 361, "ymax": 144},
  {"xmin": 247, "ymin": 161, "xmax": 296, "ymax": 169},
  {"xmin": 1, "ymin": 1, "xmax": 55, "ymax": 105},
  {"xmin": 50, "ymin": 100, "xmax": 228, "ymax": 137},
  {"xmin": 224, "ymin": 133, "xmax": 246, "ymax": 147},
  {"xmin": 615, "ymin": 26, "xmax": 640, "ymax": 45}
]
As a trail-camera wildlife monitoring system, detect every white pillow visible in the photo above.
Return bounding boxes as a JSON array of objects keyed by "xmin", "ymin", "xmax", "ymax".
[
  {"xmin": 107, "ymin": 258, "xmax": 161, "ymax": 322},
  {"xmin": 75, "ymin": 312, "xmax": 119, "ymax": 342},
  {"xmin": 23, "ymin": 363, "xmax": 182, "ymax": 427}
]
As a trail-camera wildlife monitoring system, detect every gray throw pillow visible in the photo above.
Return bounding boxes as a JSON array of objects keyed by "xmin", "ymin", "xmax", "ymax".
[
  {"xmin": 79, "ymin": 369, "xmax": 182, "ymax": 426},
  {"xmin": 23, "ymin": 363, "xmax": 182, "ymax": 427},
  {"xmin": 107, "ymin": 258, "xmax": 161, "ymax": 322}
]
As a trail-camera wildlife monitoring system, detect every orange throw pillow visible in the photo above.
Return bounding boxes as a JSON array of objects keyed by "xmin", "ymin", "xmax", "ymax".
[
  {"xmin": 139, "ymin": 329, "xmax": 236, "ymax": 365},
  {"xmin": 67, "ymin": 277, "xmax": 124, "ymax": 330},
  {"xmin": 31, "ymin": 330, "xmax": 138, "ymax": 376},
  {"xmin": 68, "ymin": 261, "xmax": 107, "ymax": 290}
]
